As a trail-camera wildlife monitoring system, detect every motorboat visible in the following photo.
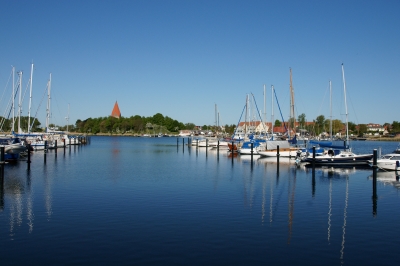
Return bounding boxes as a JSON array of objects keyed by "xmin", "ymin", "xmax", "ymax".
[
  {"xmin": 370, "ymin": 153, "xmax": 400, "ymax": 171},
  {"xmin": 0, "ymin": 137, "xmax": 27, "ymax": 162}
]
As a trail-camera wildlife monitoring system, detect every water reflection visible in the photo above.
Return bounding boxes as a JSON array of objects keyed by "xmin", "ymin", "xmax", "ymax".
[
  {"xmin": 340, "ymin": 176, "xmax": 349, "ymax": 263},
  {"xmin": 2, "ymin": 137, "xmax": 398, "ymax": 265},
  {"xmin": 0, "ymin": 177, "xmax": 4, "ymax": 211},
  {"xmin": 4, "ymin": 174, "xmax": 27, "ymax": 238},
  {"xmin": 368, "ymin": 170, "xmax": 400, "ymax": 189},
  {"xmin": 287, "ymin": 166, "xmax": 296, "ymax": 245}
]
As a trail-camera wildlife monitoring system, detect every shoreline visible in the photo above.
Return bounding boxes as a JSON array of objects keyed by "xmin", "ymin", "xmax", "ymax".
[{"xmin": 68, "ymin": 132, "xmax": 400, "ymax": 141}]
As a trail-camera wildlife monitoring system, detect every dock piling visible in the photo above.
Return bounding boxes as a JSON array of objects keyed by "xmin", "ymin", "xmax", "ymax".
[{"xmin": 0, "ymin": 147, "xmax": 4, "ymax": 179}]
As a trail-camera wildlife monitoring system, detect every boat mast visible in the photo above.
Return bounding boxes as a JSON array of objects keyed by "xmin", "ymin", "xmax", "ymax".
[
  {"xmin": 17, "ymin": 71, "xmax": 23, "ymax": 134},
  {"xmin": 341, "ymin": 64, "xmax": 349, "ymax": 145},
  {"xmin": 66, "ymin": 103, "xmax": 69, "ymax": 133},
  {"xmin": 46, "ymin": 73, "xmax": 52, "ymax": 132},
  {"xmin": 329, "ymin": 80, "xmax": 332, "ymax": 140},
  {"xmin": 12, "ymin": 66, "xmax": 15, "ymax": 133},
  {"xmin": 271, "ymin": 85, "xmax": 274, "ymax": 138},
  {"xmin": 28, "ymin": 63, "xmax": 34, "ymax": 133},
  {"xmin": 263, "ymin": 84, "xmax": 266, "ymax": 135},
  {"xmin": 289, "ymin": 68, "xmax": 295, "ymax": 138},
  {"xmin": 245, "ymin": 94, "xmax": 249, "ymax": 137},
  {"xmin": 215, "ymin": 103, "xmax": 217, "ymax": 134}
]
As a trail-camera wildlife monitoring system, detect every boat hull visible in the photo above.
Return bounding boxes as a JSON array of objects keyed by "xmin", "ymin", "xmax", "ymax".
[
  {"xmin": 303, "ymin": 154, "xmax": 373, "ymax": 166},
  {"xmin": 258, "ymin": 148, "xmax": 299, "ymax": 157},
  {"xmin": 372, "ymin": 153, "xmax": 400, "ymax": 171}
]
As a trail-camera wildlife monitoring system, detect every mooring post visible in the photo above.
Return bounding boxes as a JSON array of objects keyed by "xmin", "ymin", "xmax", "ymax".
[
  {"xmin": 277, "ymin": 145, "xmax": 280, "ymax": 163},
  {"xmin": 217, "ymin": 140, "xmax": 220, "ymax": 161},
  {"xmin": 372, "ymin": 149, "xmax": 378, "ymax": 216},
  {"xmin": 231, "ymin": 141, "xmax": 234, "ymax": 163},
  {"xmin": 312, "ymin": 146, "xmax": 316, "ymax": 169},
  {"xmin": 251, "ymin": 142, "xmax": 254, "ymax": 163},
  {"xmin": 372, "ymin": 149, "xmax": 378, "ymax": 189},
  {"xmin": 206, "ymin": 139, "xmax": 208, "ymax": 158},
  {"xmin": 27, "ymin": 147, "xmax": 31, "ymax": 170},
  {"xmin": 55, "ymin": 140, "xmax": 58, "ymax": 158},
  {"xmin": 44, "ymin": 140, "xmax": 47, "ymax": 164},
  {"xmin": 0, "ymin": 147, "xmax": 4, "ymax": 179}
]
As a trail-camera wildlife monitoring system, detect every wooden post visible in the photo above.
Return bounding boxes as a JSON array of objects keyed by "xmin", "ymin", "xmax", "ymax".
[
  {"xmin": 231, "ymin": 141, "xmax": 234, "ymax": 162},
  {"xmin": 312, "ymin": 146, "xmax": 316, "ymax": 169},
  {"xmin": 27, "ymin": 147, "xmax": 31, "ymax": 170},
  {"xmin": 217, "ymin": 140, "xmax": 219, "ymax": 161},
  {"xmin": 372, "ymin": 149, "xmax": 378, "ymax": 216},
  {"xmin": 251, "ymin": 142, "xmax": 254, "ymax": 163},
  {"xmin": 0, "ymin": 147, "xmax": 4, "ymax": 179},
  {"xmin": 44, "ymin": 140, "xmax": 47, "ymax": 164},
  {"xmin": 277, "ymin": 145, "xmax": 280, "ymax": 172}
]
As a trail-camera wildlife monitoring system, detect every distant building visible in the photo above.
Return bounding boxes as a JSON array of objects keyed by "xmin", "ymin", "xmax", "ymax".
[
  {"xmin": 111, "ymin": 101, "xmax": 121, "ymax": 118},
  {"xmin": 366, "ymin": 123, "xmax": 385, "ymax": 133}
]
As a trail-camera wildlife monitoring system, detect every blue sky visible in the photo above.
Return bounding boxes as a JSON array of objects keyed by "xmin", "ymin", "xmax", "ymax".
[{"xmin": 1, "ymin": 0, "xmax": 399, "ymax": 128}]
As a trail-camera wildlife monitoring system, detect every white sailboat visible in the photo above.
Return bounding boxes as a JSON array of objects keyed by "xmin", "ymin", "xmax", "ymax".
[{"xmin": 301, "ymin": 64, "xmax": 373, "ymax": 166}]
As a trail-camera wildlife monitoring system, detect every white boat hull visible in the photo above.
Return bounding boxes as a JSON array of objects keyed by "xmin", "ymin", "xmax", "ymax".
[
  {"xmin": 373, "ymin": 153, "xmax": 400, "ymax": 171},
  {"xmin": 258, "ymin": 148, "xmax": 299, "ymax": 157}
]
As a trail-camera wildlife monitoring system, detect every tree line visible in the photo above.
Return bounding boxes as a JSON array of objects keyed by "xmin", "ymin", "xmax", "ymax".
[{"xmin": 2, "ymin": 113, "xmax": 400, "ymax": 137}]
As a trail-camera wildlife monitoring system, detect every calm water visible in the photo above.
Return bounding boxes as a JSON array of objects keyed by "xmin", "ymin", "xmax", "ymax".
[{"xmin": 1, "ymin": 137, "xmax": 400, "ymax": 266}]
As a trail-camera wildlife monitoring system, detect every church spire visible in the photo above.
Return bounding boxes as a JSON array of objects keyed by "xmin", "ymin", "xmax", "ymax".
[{"xmin": 111, "ymin": 101, "xmax": 121, "ymax": 118}]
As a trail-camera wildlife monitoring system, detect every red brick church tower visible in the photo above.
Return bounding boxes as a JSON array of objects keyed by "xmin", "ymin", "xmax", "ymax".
[{"xmin": 111, "ymin": 101, "xmax": 121, "ymax": 118}]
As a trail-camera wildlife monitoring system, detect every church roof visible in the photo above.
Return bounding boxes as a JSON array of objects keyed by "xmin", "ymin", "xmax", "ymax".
[{"xmin": 111, "ymin": 101, "xmax": 121, "ymax": 118}]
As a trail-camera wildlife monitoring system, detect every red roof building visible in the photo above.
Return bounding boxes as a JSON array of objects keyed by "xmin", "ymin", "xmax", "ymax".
[{"xmin": 111, "ymin": 101, "xmax": 121, "ymax": 118}]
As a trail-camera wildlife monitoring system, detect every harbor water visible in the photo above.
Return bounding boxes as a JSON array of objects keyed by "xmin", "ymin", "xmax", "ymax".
[{"xmin": 1, "ymin": 136, "xmax": 400, "ymax": 265}]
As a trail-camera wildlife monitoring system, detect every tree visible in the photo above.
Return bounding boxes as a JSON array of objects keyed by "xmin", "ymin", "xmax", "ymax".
[
  {"xmin": 185, "ymin": 123, "xmax": 196, "ymax": 130},
  {"xmin": 274, "ymin": 120, "xmax": 281, "ymax": 127},
  {"xmin": 348, "ymin": 122, "xmax": 356, "ymax": 132},
  {"xmin": 315, "ymin": 115, "xmax": 325, "ymax": 135},
  {"xmin": 152, "ymin": 113, "xmax": 165, "ymax": 126},
  {"xmin": 297, "ymin": 113, "xmax": 306, "ymax": 129},
  {"xmin": 392, "ymin": 121, "xmax": 400, "ymax": 133},
  {"xmin": 358, "ymin": 124, "xmax": 368, "ymax": 136}
]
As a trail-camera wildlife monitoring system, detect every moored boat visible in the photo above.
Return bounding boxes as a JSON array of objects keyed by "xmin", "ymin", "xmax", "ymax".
[
  {"xmin": 0, "ymin": 137, "xmax": 27, "ymax": 162},
  {"xmin": 257, "ymin": 140, "xmax": 299, "ymax": 157},
  {"xmin": 371, "ymin": 153, "xmax": 400, "ymax": 171}
]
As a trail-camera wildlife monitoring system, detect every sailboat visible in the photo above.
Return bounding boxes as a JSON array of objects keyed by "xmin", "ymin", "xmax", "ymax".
[
  {"xmin": 301, "ymin": 64, "xmax": 373, "ymax": 166},
  {"xmin": 256, "ymin": 71, "xmax": 302, "ymax": 157},
  {"xmin": 229, "ymin": 94, "xmax": 268, "ymax": 153}
]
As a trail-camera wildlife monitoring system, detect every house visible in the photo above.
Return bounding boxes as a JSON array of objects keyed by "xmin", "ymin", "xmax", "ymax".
[
  {"xmin": 366, "ymin": 123, "xmax": 385, "ymax": 133},
  {"xmin": 235, "ymin": 121, "xmax": 269, "ymax": 135}
]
